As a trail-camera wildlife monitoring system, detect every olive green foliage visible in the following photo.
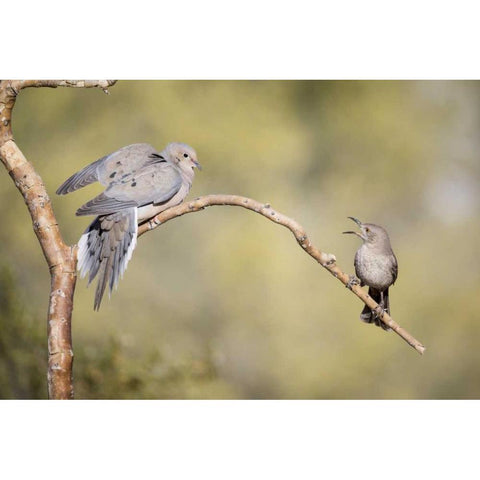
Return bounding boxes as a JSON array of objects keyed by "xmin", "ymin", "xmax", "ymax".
[
  {"xmin": 1, "ymin": 81, "xmax": 479, "ymax": 398},
  {"xmin": 0, "ymin": 265, "xmax": 227, "ymax": 399},
  {"xmin": 0, "ymin": 266, "xmax": 45, "ymax": 398}
]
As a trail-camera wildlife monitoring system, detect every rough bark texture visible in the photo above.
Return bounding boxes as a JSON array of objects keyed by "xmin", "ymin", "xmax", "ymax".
[
  {"xmin": 0, "ymin": 80, "xmax": 116, "ymax": 399},
  {"xmin": 138, "ymin": 195, "xmax": 426, "ymax": 355}
]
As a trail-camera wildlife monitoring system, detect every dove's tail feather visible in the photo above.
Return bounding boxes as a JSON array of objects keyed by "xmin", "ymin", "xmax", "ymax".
[
  {"xmin": 77, "ymin": 208, "xmax": 138, "ymax": 310},
  {"xmin": 359, "ymin": 287, "xmax": 391, "ymax": 331}
]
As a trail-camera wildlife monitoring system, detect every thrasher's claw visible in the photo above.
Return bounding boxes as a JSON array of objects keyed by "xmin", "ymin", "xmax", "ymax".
[
  {"xmin": 346, "ymin": 275, "xmax": 360, "ymax": 290},
  {"xmin": 373, "ymin": 305, "xmax": 385, "ymax": 319}
]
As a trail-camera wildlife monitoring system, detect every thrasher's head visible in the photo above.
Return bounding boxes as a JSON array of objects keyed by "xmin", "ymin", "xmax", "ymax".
[{"xmin": 342, "ymin": 217, "xmax": 389, "ymax": 245}]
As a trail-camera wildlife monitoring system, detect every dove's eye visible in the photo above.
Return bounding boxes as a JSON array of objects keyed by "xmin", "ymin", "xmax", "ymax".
[{"xmin": 183, "ymin": 153, "xmax": 189, "ymax": 158}]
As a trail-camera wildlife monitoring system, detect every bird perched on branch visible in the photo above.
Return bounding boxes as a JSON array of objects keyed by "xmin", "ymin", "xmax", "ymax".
[
  {"xmin": 343, "ymin": 217, "xmax": 398, "ymax": 331},
  {"xmin": 57, "ymin": 142, "xmax": 201, "ymax": 310}
]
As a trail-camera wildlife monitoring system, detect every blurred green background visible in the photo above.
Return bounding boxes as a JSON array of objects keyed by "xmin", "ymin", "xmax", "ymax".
[{"xmin": 1, "ymin": 80, "xmax": 479, "ymax": 399}]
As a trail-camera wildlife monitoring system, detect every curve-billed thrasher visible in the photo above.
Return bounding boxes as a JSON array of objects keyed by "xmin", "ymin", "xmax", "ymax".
[
  {"xmin": 57, "ymin": 142, "xmax": 201, "ymax": 310},
  {"xmin": 343, "ymin": 217, "xmax": 398, "ymax": 331}
]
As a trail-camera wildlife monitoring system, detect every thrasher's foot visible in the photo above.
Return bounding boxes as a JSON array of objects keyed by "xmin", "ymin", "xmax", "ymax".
[
  {"xmin": 346, "ymin": 275, "xmax": 360, "ymax": 290},
  {"xmin": 373, "ymin": 305, "xmax": 385, "ymax": 319}
]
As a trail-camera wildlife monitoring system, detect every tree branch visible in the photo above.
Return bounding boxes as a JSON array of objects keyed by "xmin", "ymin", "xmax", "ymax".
[
  {"xmin": 10, "ymin": 80, "xmax": 116, "ymax": 94},
  {"xmin": 0, "ymin": 79, "xmax": 117, "ymax": 399},
  {"xmin": 138, "ymin": 194, "xmax": 426, "ymax": 355}
]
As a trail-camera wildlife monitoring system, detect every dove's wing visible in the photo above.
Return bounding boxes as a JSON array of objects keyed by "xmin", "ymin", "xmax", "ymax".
[
  {"xmin": 76, "ymin": 160, "xmax": 183, "ymax": 216},
  {"xmin": 56, "ymin": 157, "xmax": 106, "ymax": 195},
  {"xmin": 96, "ymin": 144, "xmax": 159, "ymax": 186},
  {"xmin": 56, "ymin": 143, "xmax": 158, "ymax": 195}
]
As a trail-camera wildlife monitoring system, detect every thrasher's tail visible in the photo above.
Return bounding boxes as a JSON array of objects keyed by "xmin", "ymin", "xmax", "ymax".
[
  {"xmin": 77, "ymin": 208, "xmax": 138, "ymax": 310},
  {"xmin": 360, "ymin": 287, "xmax": 391, "ymax": 331}
]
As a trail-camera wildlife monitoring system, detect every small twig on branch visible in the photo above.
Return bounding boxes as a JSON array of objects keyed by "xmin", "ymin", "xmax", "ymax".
[
  {"xmin": 0, "ymin": 79, "xmax": 117, "ymax": 399},
  {"xmin": 138, "ymin": 194, "xmax": 426, "ymax": 355}
]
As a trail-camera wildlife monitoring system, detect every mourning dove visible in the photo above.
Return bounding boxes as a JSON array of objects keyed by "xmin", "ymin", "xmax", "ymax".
[
  {"xmin": 57, "ymin": 142, "xmax": 201, "ymax": 310},
  {"xmin": 343, "ymin": 217, "xmax": 398, "ymax": 331}
]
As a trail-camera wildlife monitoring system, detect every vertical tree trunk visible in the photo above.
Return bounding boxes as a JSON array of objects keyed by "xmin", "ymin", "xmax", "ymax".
[
  {"xmin": 47, "ymin": 248, "xmax": 77, "ymax": 399},
  {"xmin": 0, "ymin": 80, "xmax": 116, "ymax": 398}
]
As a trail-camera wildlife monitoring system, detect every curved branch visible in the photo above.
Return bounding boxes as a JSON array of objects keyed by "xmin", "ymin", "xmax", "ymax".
[
  {"xmin": 138, "ymin": 194, "xmax": 426, "ymax": 355},
  {"xmin": 0, "ymin": 79, "xmax": 117, "ymax": 399}
]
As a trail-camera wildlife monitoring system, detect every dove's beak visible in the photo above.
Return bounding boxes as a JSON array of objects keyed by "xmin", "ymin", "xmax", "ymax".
[{"xmin": 193, "ymin": 160, "xmax": 202, "ymax": 171}]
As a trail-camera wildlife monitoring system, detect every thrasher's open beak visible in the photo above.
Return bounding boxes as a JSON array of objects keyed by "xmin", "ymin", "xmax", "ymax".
[
  {"xmin": 347, "ymin": 216, "xmax": 362, "ymax": 227},
  {"xmin": 342, "ymin": 217, "xmax": 363, "ymax": 238}
]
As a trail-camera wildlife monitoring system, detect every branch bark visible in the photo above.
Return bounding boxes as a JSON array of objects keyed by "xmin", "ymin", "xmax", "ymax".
[
  {"xmin": 0, "ymin": 80, "xmax": 116, "ymax": 399},
  {"xmin": 138, "ymin": 194, "xmax": 426, "ymax": 355}
]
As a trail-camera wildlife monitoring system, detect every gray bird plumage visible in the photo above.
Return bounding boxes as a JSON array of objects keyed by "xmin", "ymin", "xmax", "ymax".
[
  {"xmin": 57, "ymin": 142, "xmax": 201, "ymax": 310},
  {"xmin": 343, "ymin": 217, "xmax": 398, "ymax": 331}
]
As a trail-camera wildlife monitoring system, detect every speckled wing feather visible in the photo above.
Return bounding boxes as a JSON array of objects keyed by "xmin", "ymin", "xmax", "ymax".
[
  {"xmin": 56, "ymin": 143, "xmax": 161, "ymax": 195},
  {"xmin": 56, "ymin": 157, "xmax": 106, "ymax": 195},
  {"xmin": 76, "ymin": 162, "xmax": 182, "ymax": 215},
  {"xmin": 73, "ymin": 144, "xmax": 183, "ymax": 216},
  {"xmin": 96, "ymin": 143, "xmax": 159, "ymax": 186}
]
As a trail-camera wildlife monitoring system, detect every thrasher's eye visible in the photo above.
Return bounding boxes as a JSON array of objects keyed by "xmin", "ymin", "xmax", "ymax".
[
  {"xmin": 365, "ymin": 227, "xmax": 370, "ymax": 232},
  {"xmin": 183, "ymin": 153, "xmax": 189, "ymax": 158}
]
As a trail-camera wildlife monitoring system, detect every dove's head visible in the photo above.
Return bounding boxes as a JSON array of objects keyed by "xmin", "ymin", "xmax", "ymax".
[{"xmin": 164, "ymin": 142, "xmax": 202, "ymax": 174}]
